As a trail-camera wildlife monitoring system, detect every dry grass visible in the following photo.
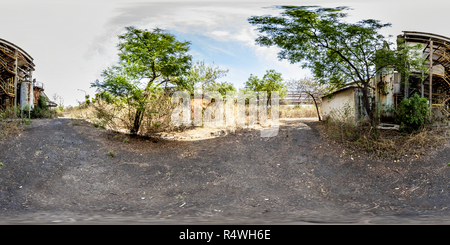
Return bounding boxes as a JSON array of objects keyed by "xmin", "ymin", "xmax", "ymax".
[
  {"xmin": 69, "ymin": 93, "xmax": 186, "ymax": 134},
  {"xmin": 279, "ymin": 105, "xmax": 321, "ymax": 118},
  {"xmin": 0, "ymin": 107, "xmax": 28, "ymax": 141},
  {"xmin": 70, "ymin": 97, "xmax": 302, "ymax": 135},
  {"xmin": 0, "ymin": 120, "xmax": 23, "ymax": 140},
  {"xmin": 320, "ymin": 105, "xmax": 450, "ymax": 159}
]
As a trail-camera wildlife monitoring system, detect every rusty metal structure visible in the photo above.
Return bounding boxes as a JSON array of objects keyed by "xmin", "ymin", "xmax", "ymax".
[
  {"xmin": 0, "ymin": 38, "xmax": 43, "ymax": 112},
  {"xmin": 372, "ymin": 31, "xmax": 450, "ymax": 121}
]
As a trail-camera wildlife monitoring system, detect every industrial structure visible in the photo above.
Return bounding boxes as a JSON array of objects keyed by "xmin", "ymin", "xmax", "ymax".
[
  {"xmin": 285, "ymin": 91, "xmax": 319, "ymax": 105},
  {"xmin": 322, "ymin": 31, "xmax": 450, "ymax": 122},
  {"xmin": 0, "ymin": 38, "xmax": 51, "ymax": 112},
  {"xmin": 399, "ymin": 31, "xmax": 450, "ymax": 117}
]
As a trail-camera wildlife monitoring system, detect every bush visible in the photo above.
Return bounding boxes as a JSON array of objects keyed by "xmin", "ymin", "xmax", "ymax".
[
  {"xmin": 31, "ymin": 95, "xmax": 56, "ymax": 118},
  {"xmin": 395, "ymin": 93, "xmax": 429, "ymax": 131},
  {"xmin": 320, "ymin": 95, "xmax": 449, "ymax": 159},
  {"xmin": 86, "ymin": 89, "xmax": 184, "ymax": 134}
]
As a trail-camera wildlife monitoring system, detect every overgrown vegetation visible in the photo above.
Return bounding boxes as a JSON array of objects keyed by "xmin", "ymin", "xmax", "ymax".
[
  {"xmin": 280, "ymin": 105, "xmax": 321, "ymax": 118},
  {"xmin": 0, "ymin": 106, "xmax": 32, "ymax": 140},
  {"xmin": 91, "ymin": 26, "xmax": 192, "ymax": 135},
  {"xmin": 70, "ymin": 88, "xmax": 185, "ymax": 134},
  {"xmin": 30, "ymin": 95, "xmax": 57, "ymax": 118},
  {"xmin": 395, "ymin": 93, "xmax": 429, "ymax": 132},
  {"xmin": 248, "ymin": 6, "xmax": 428, "ymax": 125},
  {"xmin": 321, "ymin": 102, "xmax": 450, "ymax": 159}
]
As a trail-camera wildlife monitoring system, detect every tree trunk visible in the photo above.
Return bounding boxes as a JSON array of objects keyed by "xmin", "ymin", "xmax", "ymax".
[
  {"xmin": 130, "ymin": 106, "xmax": 145, "ymax": 135},
  {"xmin": 131, "ymin": 82, "xmax": 153, "ymax": 135},
  {"xmin": 361, "ymin": 83, "xmax": 374, "ymax": 124},
  {"xmin": 308, "ymin": 93, "xmax": 321, "ymax": 121}
]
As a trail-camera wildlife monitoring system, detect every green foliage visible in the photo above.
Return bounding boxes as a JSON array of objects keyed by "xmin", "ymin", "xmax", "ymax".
[
  {"xmin": 248, "ymin": 6, "xmax": 427, "ymax": 122},
  {"xmin": 85, "ymin": 94, "xmax": 91, "ymax": 106},
  {"xmin": 109, "ymin": 151, "xmax": 115, "ymax": 157},
  {"xmin": 395, "ymin": 93, "xmax": 429, "ymax": 131},
  {"xmin": 91, "ymin": 26, "xmax": 192, "ymax": 135},
  {"xmin": 22, "ymin": 119, "xmax": 31, "ymax": 126},
  {"xmin": 183, "ymin": 61, "xmax": 233, "ymax": 95},
  {"xmin": 93, "ymin": 119, "xmax": 106, "ymax": 129},
  {"xmin": 244, "ymin": 69, "xmax": 286, "ymax": 103},
  {"xmin": 31, "ymin": 95, "xmax": 56, "ymax": 118}
]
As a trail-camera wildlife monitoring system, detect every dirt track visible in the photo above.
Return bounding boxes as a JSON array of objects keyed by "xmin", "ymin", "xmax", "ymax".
[{"xmin": 1, "ymin": 117, "xmax": 450, "ymax": 224}]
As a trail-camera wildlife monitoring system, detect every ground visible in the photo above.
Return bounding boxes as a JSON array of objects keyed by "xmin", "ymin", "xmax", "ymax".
[{"xmin": 1, "ymin": 117, "xmax": 450, "ymax": 224}]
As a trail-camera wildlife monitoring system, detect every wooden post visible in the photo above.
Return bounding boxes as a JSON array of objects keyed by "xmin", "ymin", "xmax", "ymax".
[{"xmin": 429, "ymin": 40, "xmax": 433, "ymax": 118}]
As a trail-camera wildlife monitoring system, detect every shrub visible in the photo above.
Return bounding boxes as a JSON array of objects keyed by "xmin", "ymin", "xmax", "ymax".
[
  {"xmin": 88, "ymin": 89, "xmax": 184, "ymax": 134},
  {"xmin": 395, "ymin": 93, "xmax": 429, "ymax": 131},
  {"xmin": 31, "ymin": 95, "xmax": 56, "ymax": 118}
]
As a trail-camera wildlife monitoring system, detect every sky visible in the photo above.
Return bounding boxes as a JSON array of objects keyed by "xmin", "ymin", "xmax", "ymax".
[{"xmin": 1, "ymin": 0, "xmax": 450, "ymax": 106}]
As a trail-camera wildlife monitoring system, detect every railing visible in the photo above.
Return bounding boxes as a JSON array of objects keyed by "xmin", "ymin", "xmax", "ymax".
[
  {"xmin": 0, "ymin": 45, "xmax": 34, "ymax": 71},
  {"xmin": 0, "ymin": 55, "xmax": 15, "ymax": 74},
  {"xmin": 0, "ymin": 76, "xmax": 14, "ymax": 97},
  {"xmin": 0, "ymin": 44, "xmax": 15, "ymax": 59},
  {"xmin": 33, "ymin": 81, "xmax": 44, "ymax": 90}
]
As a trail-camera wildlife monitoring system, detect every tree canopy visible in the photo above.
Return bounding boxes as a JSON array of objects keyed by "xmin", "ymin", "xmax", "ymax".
[
  {"xmin": 91, "ymin": 26, "xmax": 192, "ymax": 134},
  {"xmin": 183, "ymin": 61, "xmax": 235, "ymax": 97},
  {"xmin": 244, "ymin": 69, "xmax": 286, "ymax": 104},
  {"xmin": 248, "ymin": 6, "xmax": 426, "ymax": 122}
]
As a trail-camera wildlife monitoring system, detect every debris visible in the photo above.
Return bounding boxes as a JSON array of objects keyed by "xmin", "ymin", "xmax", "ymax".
[{"xmin": 376, "ymin": 123, "xmax": 400, "ymax": 131}]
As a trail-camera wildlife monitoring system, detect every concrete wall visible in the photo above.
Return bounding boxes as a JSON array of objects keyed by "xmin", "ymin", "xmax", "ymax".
[{"xmin": 322, "ymin": 88, "xmax": 356, "ymax": 121}]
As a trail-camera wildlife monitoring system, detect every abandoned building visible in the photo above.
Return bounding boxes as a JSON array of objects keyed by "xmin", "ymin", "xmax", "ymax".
[
  {"xmin": 0, "ymin": 38, "xmax": 52, "ymax": 112},
  {"xmin": 322, "ymin": 31, "xmax": 450, "ymax": 122}
]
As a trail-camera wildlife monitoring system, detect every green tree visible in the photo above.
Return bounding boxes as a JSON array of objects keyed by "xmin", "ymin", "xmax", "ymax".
[
  {"xmin": 248, "ymin": 6, "xmax": 426, "ymax": 123},
  {"xmin": 184, "ymin": 61, "xmax": 235, "ymax": 97},
  {"xmin": 244, "ymin": 69, "xmax": 286, "ymax": 105},
  {"xmin": 91, "ymin": 26, "xmax": 192, "ymax": 135}
]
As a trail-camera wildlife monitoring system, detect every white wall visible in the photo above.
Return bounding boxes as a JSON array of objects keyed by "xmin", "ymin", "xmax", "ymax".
[{"xmin": 322, "ymin": 88, "xmax": 356, "ymax": 120}]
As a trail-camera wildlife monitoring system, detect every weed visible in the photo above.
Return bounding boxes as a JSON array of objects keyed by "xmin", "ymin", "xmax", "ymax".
[
  {"xmin": 123, "ymin": 138, "xmax": 129, "ymax": 143},
  {"xmin": 109, "ymin": 151, "xmax": 115, "ymax": 157},
  {"xmin": 0, "ymin": 116, "xmax": 23, "ymax": 140},
  {"xmin": 0, "ymin": 162, "xmax": 3, "ymax": 166},
  {"xmin": 22, "ymin": 119, "xmax": 31, "ymax": 126},
  {"xmin": 321, "ymin": 102, "xmax": 450, "ymax": 159},
  {"xmin": 70, "ymin": 119, "xmax": 83, "ymax": 126}
]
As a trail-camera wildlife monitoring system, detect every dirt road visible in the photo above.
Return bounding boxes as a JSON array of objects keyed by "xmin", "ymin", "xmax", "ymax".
[{"xmin": 1, "ymin": 117, "xmax": 450, "ymax": 224}]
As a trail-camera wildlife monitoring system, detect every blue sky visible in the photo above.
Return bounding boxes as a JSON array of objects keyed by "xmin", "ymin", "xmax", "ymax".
[{"xmin": 2, "ymin": 0, "xmax": 450, "ymax": 106}]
